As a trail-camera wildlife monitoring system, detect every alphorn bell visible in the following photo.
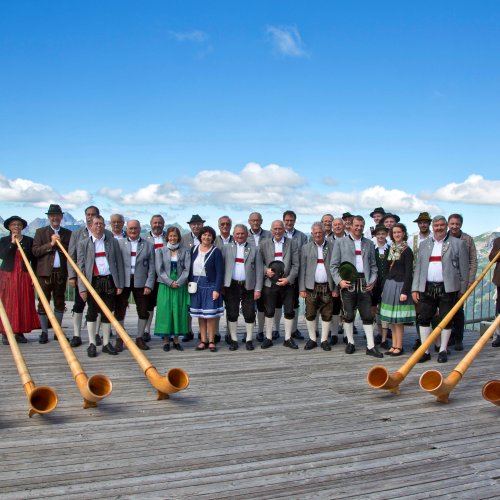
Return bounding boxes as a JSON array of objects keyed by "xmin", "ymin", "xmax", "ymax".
[
  {"xmin": 482, "ymin": 379, "xmax": 500, "ymax": 406},
  {"xmin": 56, "ymin": 239, "xmax": 189, "ymax": 400},
  {"xmin": 0, "ymin": 298, "xmax": 58, "ymax": 417},
  {"xmin": 419, "ymin": 314, "xmax": 500, "ymax": 403},
  {"xmin": 15, "ymin": 239, "xmax": 112, "ymax": 409},
  {"xmin": 367, "ymin": 250, "xmax": 500, "ymax": 395}
]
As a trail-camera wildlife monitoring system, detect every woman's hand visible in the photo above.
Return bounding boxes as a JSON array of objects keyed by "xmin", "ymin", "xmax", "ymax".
[{"xmin": 212, "ymin": 290, "xmax": 219, "ymax": 300}]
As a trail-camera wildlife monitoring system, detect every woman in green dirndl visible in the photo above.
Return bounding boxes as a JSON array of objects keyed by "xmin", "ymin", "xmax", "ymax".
[{"xmin": 154, "ymin": 226, "xmax": 191, "ymax": 351}]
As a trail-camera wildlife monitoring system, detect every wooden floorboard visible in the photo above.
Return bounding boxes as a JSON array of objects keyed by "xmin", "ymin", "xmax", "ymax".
[{"xmin": 0, "ymin": 306, "xmax": 498, "ymax": 499}]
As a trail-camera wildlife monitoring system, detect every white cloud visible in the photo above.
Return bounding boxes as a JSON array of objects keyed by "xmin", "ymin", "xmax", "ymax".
[
  {"xmin": 426, "ymin": 175, "xmax": 500, "ymax": 205},
  {"xmin": 169, "ymin": 30, "xmax": 208, "ymax": 43},
  {"xmin": 98, "ymin": 183, "xmax": 184, "ymax": 206},
  {"xmin": 266, "ymin": 25, "xmax": 309, "ymax": 58},
  {"xmin": 0, "ymin": 175, "xmax": 91, "ymax": 209},
  {"xmin": 322, "ymin": 176, "xmax": 337, "ymax": 186}
]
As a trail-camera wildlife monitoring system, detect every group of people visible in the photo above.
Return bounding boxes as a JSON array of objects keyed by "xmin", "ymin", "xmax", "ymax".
[{"xmin": 0, "ymin": 203, "xmax": 496, "ymax": 363}]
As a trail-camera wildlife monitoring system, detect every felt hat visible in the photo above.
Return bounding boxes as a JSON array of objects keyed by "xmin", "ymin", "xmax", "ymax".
[
  {"xmin": 4, "ymin": 215, "xmax": 28, "ymax": 230},
  {"xmin": 381, "ymin": 213, "xmax": 400, "ymax": 223},
  {"xmin": 268, "ymin": 260, "xmax": 285, "ymax": 285},
  {"xmin": 342, "ymin": 212, "xmax": 353, "ymax": 220},
  {"xmin": 187, "ymin": 214, "xmax": 206, "ymax": 224},
  {"xmin": 339, "ymin": 261, "xmax": 359, "ymax": 282},
  {"xmin": 370, "ymin": 207, "xmax": 386, "ymax": 218},
  {"xmin": 413, "ymin": 212, "xmax": 432, "ymax": 223},
  {"xmin": 373, "ymin": 223, "xmax": 388, "ymax": 234},
  {"xmin": 46, "ymin": 204, "xmax": 64, "ymax": 215}
]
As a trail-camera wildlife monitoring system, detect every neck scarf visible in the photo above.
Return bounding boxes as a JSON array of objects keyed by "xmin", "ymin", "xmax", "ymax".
[
  {"xmin": 167, "ymin": 243, "xmax": 179, "ymax": 250},
  {"xmin": 388, "ymin": 241, "xmax": 408, "ymax": 263}
]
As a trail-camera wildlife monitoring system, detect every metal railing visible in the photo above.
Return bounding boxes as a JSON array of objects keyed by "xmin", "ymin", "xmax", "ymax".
[{"xmin": 464, "ymin": 266, "xmax": 496, "ymax": 329}]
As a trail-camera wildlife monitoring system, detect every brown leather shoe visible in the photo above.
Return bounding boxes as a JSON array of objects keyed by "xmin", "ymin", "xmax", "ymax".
[
  {"xmin": 136, "ymin": 337, "xmax": 150, "ymax": 350},
  {"xmin": 115, "ymin": 338, "xmax": 124, "ymax": 352}
]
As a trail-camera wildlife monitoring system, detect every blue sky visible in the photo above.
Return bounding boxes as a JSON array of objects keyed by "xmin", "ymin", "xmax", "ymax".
[{"xmin": 1, "ymin": 0, "xmax": 499, "ymax": 235}]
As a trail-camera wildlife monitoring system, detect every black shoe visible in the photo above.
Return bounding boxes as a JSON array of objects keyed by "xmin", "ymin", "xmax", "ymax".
[
  {"xmin": 229, "ymin": 340, "xmax": 239, "ymax": 351},
  {"xmin": 374, "ymin": 334, "xmax": 382, "ymax": 345},
  {"xmin": 224, "ymin": 333, "xmax": 231, "ymax": 345},
  {"xmin": 454, "ymin": 341, "xmax": 464, "ymax": 351},
  {"xmin": 15, "ymin": 333, "xmax": 28, "ymax": 343},
  {"xmin": 330, "ymin": 335, "xmax": 338, "ymax": 346},
  {"xmin": 39, "ymin": 331, "xmax": 49, "ymax": 344},
  {"xmin": 283, "ymin": 338, "xmax": 299, "ymax": 349},
  {"xmin": 143, "ymin": 331, "xmax": 151, "ymax": 342},
  {"xmin": 182, "ymin": 332, "xmax": 194, "ymax": 342},
  {"xmin": 163, "ymin": 342, "xmax": 170, "ymax": 352},
  {"xmin": 95, "ymin": 334, "xmax": 103, "ymax": 346},
  {"xmin": 366, "ymin": 347, "xmax": 383, "ymax": 358},
  {"xmin": 380, "ymin": 340, "xmax": 390, "ymax": 349},
  {"xmin": 70, "ymin": 336, "xmax": 82, "ymax": 347},
  {"xmin": 272, "ymin": 330, "xmax": 280, "ymax": 340},
  {"xmin": 343, "ymin": 336, "xmax": 348, "ymax": 345},
  {"xmin": 246, "ymin": 341, "xmax": 254, "ymax": 351},
  {"xmin": 412, "ymin": 338, "xmax": 421, "ymax": 351},
  {"xmin": 304, "ymin": 339, "xmax": 318, "ymax": 350},
  {"xmin": 261, "ymin": 338, "xmax": 273, "ymax": 349},
  {"xmin": 418, "ymin": 352, "xmax": 431, "ymax": 363},
  {"xmin": 173, "ymin": 342, "xmax": 184, "ymax": 351},
  {"xmin": 136, "ymin": 337, "xmax": 150, "ymax": 350},
  {"xmin": 87, "ymin": 343, "xmax": 97, "ymax": 358},
  {"xmin": 292, "ymin": 330, "xmax": 304, "ymax": 340},
  {"xmin": 2, "ymin": 335, "xmax": 9, "ymax": 345},
  {"xmin": 102, "ymin": 343, "xmax": 118, "ymax": 355},
  {"xmin": 345, "ymin": 343, "xmax": 356, "ymax": 354},
  {"xmin": 493, "ymin": 337, "xmax": 500, "ymax": 347},
  {"xmin": 320, "ymin": 341, "xmax": 331, "ymax": 351},
  {"xmin": 256, "ymin": 331, "xmax": 265, "ymax": 342},
  {"xmin": 437, "ymin": 351, "xmax": 448, "ymax": 363}
]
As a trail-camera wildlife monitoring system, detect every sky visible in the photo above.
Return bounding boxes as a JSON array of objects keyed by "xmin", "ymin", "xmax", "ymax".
[{"xmin": 1, "ymin": 0, "xmax": 499, "ymax": 236}]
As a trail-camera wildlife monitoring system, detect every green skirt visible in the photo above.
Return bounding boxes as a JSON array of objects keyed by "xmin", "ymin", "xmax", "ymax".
[{"xmin": 154, "ymin": 269, "xmax": 189, "ymax": 337}]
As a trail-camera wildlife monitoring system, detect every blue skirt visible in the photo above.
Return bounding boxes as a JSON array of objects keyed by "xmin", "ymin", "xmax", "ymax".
[{"xmin": 189, "ymin": 276, "xmax": 224, "ymax": 319}]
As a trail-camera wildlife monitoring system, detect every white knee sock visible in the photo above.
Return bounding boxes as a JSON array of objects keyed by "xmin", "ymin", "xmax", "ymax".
[
  {"xmin": 344, "ymin": 322, "xmax": 354, "ymax": 345},
  {"xmin": 245, "ymin": 322, "xmax": 254, "ymax": 342},
  {"xmin": 73, "ymin": 312, "xmax": 83, "ymax": 337},
  {"xmin": 420, "ymin": 326, "xmax": 431, "ymax": 353},
  {"xmin": 101, "ymin": 323, "xmax": 111, "ymax": 346},
  {"xmin": 145, "ymin": 311, "xmax": 154, "ymax": 333},
  {"xmin": 440, "ymin": 328, "xmax": 452, "ymax": 352},
  {"xmin": 265, "ymin": 317, "xmax": 274, "ymax": 340},
  {"xmin": 364, "ymin": 323, "xmax": 375, "ymax": 349},
  {"xmin": 284, "ymin": 318, "xmax": 294, "ymax": 341},
  {"xmin": 87, "ymin": 321, "xmax": 97, "ymax": 345},
  {"xmin": 306, "ymin": 319, "xmax": 317, "ymax": 341},
  {"xmin": 321, "ymin": 320, "xmax": 330, "ymax": 343},
  {"xmin": 228, "ymin": 321, "xmax": 238, "ymax": 342}
]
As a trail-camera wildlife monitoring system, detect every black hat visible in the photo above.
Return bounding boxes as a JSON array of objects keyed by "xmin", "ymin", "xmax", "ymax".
[
  {"xmin": 373, "ymin": 223, "xmax": 388, "ymax": 234},
  {"xmin": 339, "ymin": 261, "xmax": 358, "ymax": 282},
  {"xmin": 187, "ymin": 214, "xmax": 206, "ymax": 224},
  {"xmin": 370, "ymin": 207, "xmax": 386, "ymax": 218},
  {"xmin": 413, "ymin": 212, "xmax": 432, "ymax": 223},
  {"xmin": 4, "ymin": 215, "xmax": 28, "ymax": 231},
  {"xmin": 268, "ymin": 260, "xmax": 285, "ymax": 285},
  {"xmin": 381, "ymin": 213, "xmax": 400, "ymax": 223},
  {"xmin": 46, "ymin": 204, "xmax": 64, "ymax": 215},
  {"xmin": 342, "ymin": 212, "xmax": 353, "ymax": 220}
]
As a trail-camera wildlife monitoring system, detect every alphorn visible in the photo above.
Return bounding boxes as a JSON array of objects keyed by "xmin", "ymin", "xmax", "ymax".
[
  {"xmin": 15, "ymin": 239, "xmax": 112, "ymax": 408},
  {"xmin": 56, "ymin": 239, "xmax": 189, "ymax": 400},
  {"xmin": 482, "ymin": 379, "xmax": 500, "ymax": 406},
  {"xmin": 0, "ymin": 298, "xmax": 58, "ymax": 417},
  {"xmin": 419, "ymin": 314, "xmax": 500, "ymax": 403},
  {"xmin": 367, "ymin": 250, "xmax": 500, "ymax": 395}
]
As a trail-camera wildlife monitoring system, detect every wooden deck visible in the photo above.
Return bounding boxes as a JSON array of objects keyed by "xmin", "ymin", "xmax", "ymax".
[{"xmin": 1, "ymin": 308, "xmax": 499, "ymax": 499}]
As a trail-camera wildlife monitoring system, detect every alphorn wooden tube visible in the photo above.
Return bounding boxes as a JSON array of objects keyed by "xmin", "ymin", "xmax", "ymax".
[
  {"xmin": 482, "ymin": 380, "xmax": 500, "ymax": 406},
  {"xmin": 0, "ymin": 298, "xmax": 58, "ymax": 417},
  {"xmin": 367, "ymin": 250, "xmax": 500, "ymax": 395},
  {"xmin": 56, "ymin": 240, "xmax": 189, "ymax": 400},
  {"xmin": 419, "ymin": 314, "xmax": 500, "ymax": 403},
  {"xmin": 15, "ymin": 239, "xmax": 112, "ymax": 409}
]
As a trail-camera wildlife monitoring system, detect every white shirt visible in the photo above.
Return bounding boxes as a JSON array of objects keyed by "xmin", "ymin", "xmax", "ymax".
[
  {"xmin": 92, "ymin": 235, "xmax": 110, "ymax": 276},
  {"xmin": 427, "ymin": 238, "xmax": 444, "ymax": 282},
  {"xmin": 129, "ymin": 238, "xmax": 139, "ymax": 275},
  {"xmin": 51, "ymin": 226, "xmax": 61, "ymax": 268},
  {"xmin": 192, "ymin": 250, "xmax": 207, "ymax": 277},
  {"xmin": 232, "ymin": 243, "xmax": 246, "ymax": 281},
  {"xmin": 353, "ymin": 237, "xmax": 364, "ymax": 273},
  {"xmin": 314, "ymin": 242, "xmax": 328, "ymax": 283},
  {"xmin": 273, "ymin": 238, "xmax": 284, "ymax": 262},
  {"xmin": 250, "ymin": 229, "xmax": 262, "ymax": 247}
]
